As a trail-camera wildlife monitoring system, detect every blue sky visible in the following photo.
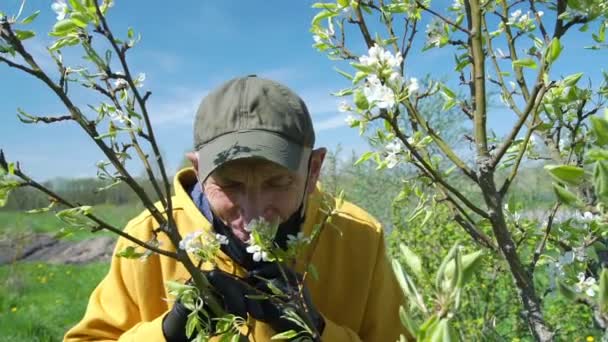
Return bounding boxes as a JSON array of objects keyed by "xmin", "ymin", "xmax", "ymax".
[{"xmin": 0, "ymin": 0, "xmax": 605, "ymax": 180}]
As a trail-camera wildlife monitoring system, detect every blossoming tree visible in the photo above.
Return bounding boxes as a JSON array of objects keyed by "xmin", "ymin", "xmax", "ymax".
[
  {"xmin": 0, "ymin": 1, "xmax": 335, "ymax": 340},
  {"xmin": 310, "ymin": 0, "xmax": 608, "ymax": 340}
]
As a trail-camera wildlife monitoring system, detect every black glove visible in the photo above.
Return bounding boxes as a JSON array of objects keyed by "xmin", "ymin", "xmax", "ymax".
[
  {"xmin": 162, "ymin": 269, "xmax": 256, "ymax": 342},
  {"xmin": 163, "ymin": 267, "xmax": 325, "ymax": 341},
  {"xmin": 248, "ymin": 264, "xmax": 325, "ymax": 341}
]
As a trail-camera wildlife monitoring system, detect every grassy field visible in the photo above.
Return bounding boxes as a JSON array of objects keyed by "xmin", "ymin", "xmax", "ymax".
[
  {"xmin": 0, "ymin": 203, "xmax": 144, "ymax": 241},
  {"xmin": 0, "ymin": 203, "xmax": 141, "ymax": 341},
  {"xmin": 0, "ymin": 262, "xmax": 110, "ymax": 341}
]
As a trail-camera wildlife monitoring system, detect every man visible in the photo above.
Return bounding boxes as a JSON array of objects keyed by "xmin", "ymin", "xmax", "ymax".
[{"xmin": 64, "ymin": 75, "xmax": 410, "ymax": 341}]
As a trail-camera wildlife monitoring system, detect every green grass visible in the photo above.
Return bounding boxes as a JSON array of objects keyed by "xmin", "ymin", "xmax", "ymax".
[
  {"xmin": 0, "ymin": 203, "xmax": 144, "ymax": 241},
  {"xmin": 0, "ymin": 261, "xmax": 110, "ymax": 341}
]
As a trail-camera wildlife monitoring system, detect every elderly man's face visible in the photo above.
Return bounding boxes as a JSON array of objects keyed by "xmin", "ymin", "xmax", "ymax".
[{"xmin": 197, "ymin": 150, "xmax": 325, "ymax": 242}]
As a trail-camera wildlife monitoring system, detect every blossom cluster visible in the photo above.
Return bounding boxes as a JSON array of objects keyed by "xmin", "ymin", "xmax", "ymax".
[{"xmin": 179, "ymin": 230, "xmax": 229, "ymax": 263}]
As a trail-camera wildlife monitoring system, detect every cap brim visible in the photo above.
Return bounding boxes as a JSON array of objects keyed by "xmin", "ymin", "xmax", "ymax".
[{"xmin": 197, "ymin": 130, "xmax": 311, "ymax": 182}]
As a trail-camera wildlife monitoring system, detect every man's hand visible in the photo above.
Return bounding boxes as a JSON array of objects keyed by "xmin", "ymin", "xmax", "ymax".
[
  {"xmin": 162, "ymin": 267, "xmax": 325, "ymax": 341},
  {"xmin": 248, "ymin": 264, "xmax": 325, "ymax": 341},
  {"xmin": 162, "ymin": 269, "xmax": 256, "ymax": 341}
]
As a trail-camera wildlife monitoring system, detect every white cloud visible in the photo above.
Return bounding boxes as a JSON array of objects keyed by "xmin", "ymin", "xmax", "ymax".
[
  {"xmin": 315, "ymin": 114, "xmax": 347, "ymax": 131},
  {"xmin": 148, "ymin": 88, "xmax": 207, "ymax": 126}
]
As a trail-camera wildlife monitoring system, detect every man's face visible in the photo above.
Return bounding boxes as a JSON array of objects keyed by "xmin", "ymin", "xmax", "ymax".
[{"xmin": 202, "ymin": 158, "xmax": 309, "ymax": 242}]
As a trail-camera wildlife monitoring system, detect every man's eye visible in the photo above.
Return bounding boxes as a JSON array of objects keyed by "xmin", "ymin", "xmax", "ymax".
[{"xmin": 268, "ymin": 177, "xmax": 292, "ymax": 187}]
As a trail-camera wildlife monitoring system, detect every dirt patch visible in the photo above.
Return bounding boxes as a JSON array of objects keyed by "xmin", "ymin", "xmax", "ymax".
[{"xmin": 0, "ymin": 233, "xmax": 116, "ymax": 265}]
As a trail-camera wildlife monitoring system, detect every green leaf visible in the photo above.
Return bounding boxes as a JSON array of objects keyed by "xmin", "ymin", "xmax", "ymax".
[
  {"xmin": 429, "ymin": 319, "xmax": 457, "ymax": 342},
  {"xmin": 512, "ymin": 58, "xmax": 538, "ymax": 69},
  {"xmin": 399, "ymin": 243, "xmax": 423, "ymax": 279},
  {"xmin": 563, "ymin": 72, "xmax": 584, "ymax": 87},
  {"xmin": 592, "ymin": 21, "xmax": 606, "ymax": 43},
  {"xmin": 354, "ymin": 151, "xmax": 374, "ymax": 166},
  {"xmin": 591, "ymin": 116, "xmax": 608, "ymax": 146},
  {"xmin": 547, "ymin": 37, "xmax": 563, "ymax": 63},
  {"xmin": 544, "ymin": 164, "xmax": 585, "ymax": 185},
  {"xmin": 354, "ymin": 90, "xmax": 369, "ymax": 110},
  {"xmin": 307, "ymin": 263, "xmax": 319, "ymax": 281},
  {"xmin": 399, "ymin": 306, "xmax": 417, "ymax": 337},
  {"xmin": 115, "ymin": 246, "xmax": 145, "ymax": 259},
  {"xmin": 69, "ymin": 0, "xmax": 87, "ymax": 13},
  {"xmin": 14, "ymin": 30, "xmax": 35, "ymax": 41},
  {"xmin": 70, "ymin": 12, "xmax": 90, "ymax": 28},
  {"xmin": 333, "ymin": 68, "xmax": 353, "ymax": 81},
  {"xmin": 352, "ymin": 71, "xmax": 367, "ymax": 85},
  {"xmin": 435, "ymin": 244, "xmax": 459, "ymax": 290},
  {"xmin": 350, "ymin": 62, "xmax": 375, "ymax": 74},
  {"xmin": 594, "ymin": 161, "xmax": 608, "ymax": 204},
  {"xmin": 21, "ymin": 10, "xmax": 40, "ymax": 24},
  {"xmin": 50, "ymin": 19, "xmax": 78, "ymax": 37},
  {"xmin": 552, "ymin": 183, "xmax": 582, "ymax": 207},
  {"xmin": 599, "ymin": 268, "xmax": 608, "ymax": 313},
  {"xmin": 311, "ymin": 10, "xmax": 336, "ymax": 26},
  {"xmin": 444, "ymin": 250, "xmax": 483, "ymax": 286},
  {"xmin": 557, "ymin": 281, "xmax": 578, "ymax": 301},
  {"xmin": 271, "ymin": 330, "xmax": 300, "ymax": 340},
  {"xmin": 127, "ymin": 27, "xmax": 135, "ymax": 39},
  {"xmin": 311, "ymin": 2, "xmax": 338, "ymax": 10}
]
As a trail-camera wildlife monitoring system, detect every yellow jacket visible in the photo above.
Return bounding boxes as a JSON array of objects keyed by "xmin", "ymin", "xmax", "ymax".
[{"xmin": 64, "ymin": 169, "xmax": 410, "ymax": 341}]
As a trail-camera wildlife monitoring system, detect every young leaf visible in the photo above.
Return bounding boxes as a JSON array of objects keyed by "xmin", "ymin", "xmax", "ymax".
[
  {"xmin": 354, "ymin": 151, "xmax": 375, "ymax": 166},
  {"xmin": 444, "ymin": 250, "xmax": 484, "ymax": 286},
  {"xmin": 547, "ymin": 37, "xmax": 563, "ymax": 63},
  {"xmin": 590, "ymin": 116, "xmax": 608, "ymax": 146},
  {"xmin": 557, "ymin": 281, "xmax": 578, "ymax": 301},
  {"xmin": 544, "ymin": 164, "xmax": 585, "ymax": 185},
  {"xmin": 512, "ymin": 58, "xmax": 538, "ymax": 69},
  {"xmin": 593, "ymin": 161, "xmax": 608, "ymax": 203},
  {"xmin": 551, "ymin": 183, "xmax": 582, "ymax": 207},
  {"xmin": 14, "ymin": 30, "xmax": 35, "ymax": 41},
  {"xmin": 20, "ymin": 10, "xmax": 40, "ymax": 24},
  {"xmin": 399, "ymin": 243, "xmax": 423, "ymax": 279},
  {"xmin": 270, "ymin": 330, "xmax": 300, "ymax": 340},
  {"xmin": 353, "ymin": 90, "xmax": 369, "ymax": 110},
  {"xmin": 599, "ymin": 268, "xmax": 608, "ymax": 313}
]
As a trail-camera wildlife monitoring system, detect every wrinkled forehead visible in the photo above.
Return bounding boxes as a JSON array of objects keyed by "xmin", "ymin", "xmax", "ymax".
[{"xmin": 209, "ymin": 157, "xmax": 306, "ymax": 181}]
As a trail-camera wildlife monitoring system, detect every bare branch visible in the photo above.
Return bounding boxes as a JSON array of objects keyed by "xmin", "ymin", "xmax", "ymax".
[
  {"xmin": 416, "ymin": 1, "xmax": 470, "ymax": 34},
  {"xmin": 529, "ymin": 203, "xmax": 560, "ymax": 272}
]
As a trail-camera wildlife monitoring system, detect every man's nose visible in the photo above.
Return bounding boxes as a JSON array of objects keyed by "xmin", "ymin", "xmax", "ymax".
[{"xmin": 239, "ymin": 190, "xmax": 267, "ymax": 223}]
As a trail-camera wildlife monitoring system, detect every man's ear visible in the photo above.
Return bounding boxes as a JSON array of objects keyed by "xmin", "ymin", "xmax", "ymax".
[
  {"xmin": 306, "ymin": 148, "xmax": 327, "ymax": 194},
  {"xmin": 186, "ymin": 152, "xmax": 199, "ymax": 178}
]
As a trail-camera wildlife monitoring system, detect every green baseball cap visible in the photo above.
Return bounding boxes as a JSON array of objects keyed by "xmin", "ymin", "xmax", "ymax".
[{"xmin": 194, "ymin": 75, "xmax": 315, "ymax": 181}]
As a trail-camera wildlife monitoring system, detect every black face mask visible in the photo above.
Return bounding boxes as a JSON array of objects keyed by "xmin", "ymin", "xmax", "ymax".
[{"xmin": 211, "ymin": 204, "xmax": 306, "ymax": 271}]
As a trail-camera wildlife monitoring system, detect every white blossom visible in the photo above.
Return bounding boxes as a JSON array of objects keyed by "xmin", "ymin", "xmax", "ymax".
[
  {"xmin": 508, "ymin": 9, "xmax": 523, "ymax": 25},
  {"xmin": 363, "ymin": 75, "xmax": 395, "ymax": 109},
  {"xmin": 386, "ymin": 153, "xmax": 399, "ymax": 168},
  {"xmin": 345, "ymin": 114, "xmax": 357, "ymax": 126},
  {"xmin": 338, "ymin": 101, "xmax": 351, "ymax": 113},
  {"xmin": 108, "ymin": 109, "xmax": 130, "ymax": 124},
  {"xmin": 51, "ymin": 0, "xmax": 68, "ymax": 21},
  {"xmin": 113, "ymin": 72, "xmax": 129, "ymax": 88},
  {"xmin": 313, "ymin": 35, "xmax": 322, "ymax": 43},
  {"xmin": 574, "ymin": 272, "xmax": 596, "ymax": 297},
  {"xmin": 573, "ymin": 246, "xmax": 587, "ymax": 262},
  {"xmin": 385, "ymin": 139, "xmax": 402, "ymax": 169},
  {"xmin": 388, "ymin": 72, "xmax": 404, "ymax": 88},
  {"xmin": 582, "ymin": 211, "xmax": 595, "ymax": 221},
  {"xmin": 179, "ymin": 231, "xmax": 205, "ymax": 253},
  {"xmin": 215, "ymin": 234, "xmax": 229, "ymax": 245},
  {"xmin": 407, "ymin": 78, "xmax": 419, "ymax": 94},
  {"xmin": 135, "ymin": 73, "xmax": 146, "ymax": 87},
  {"xmin": 359, "ymin": 44, "xmax": 402, "ymax": 69},
  {"xmin": 537, "ymin": 11, "xmax": 544, "ymax": 17},
  {"xmin": 246, "ymin": 244, "xmax": 270, "ymax": 262},
  {"xmin": 287, "ymin": 232, "xmax": 309, "ymax": 248},
  {"xmin": 451, "ymin": 0, "xmax": 462, "ymax": 10}
]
